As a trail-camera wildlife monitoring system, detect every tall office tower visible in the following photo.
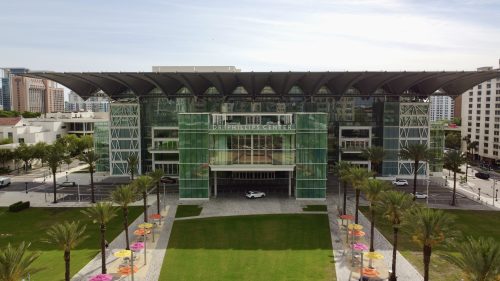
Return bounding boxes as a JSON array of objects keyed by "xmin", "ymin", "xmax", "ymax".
[
  {"xmin": 1, "ymin": 68, "xmax": 29, "ymax": 110},
  {"xmin": 66, "ymin": 91, "xmax": 85, "ymax": 111},
  {"xmin": 461, "ymin": 65, "xmax": 500, "ymax": 166},
  {"xmin": 0, "ymin": 88, "xmax": 3, "ymax": 110},
  {"xmin": 11, "ymin": 75, "xmax": 65, "ymax": 113},
  {"xmin": 430, "ymin": 96, "xmax": 454, "ymax": 122},
  {"xmin": 85, "ymin": 92, "xmax": 110, "ymax": 112}
]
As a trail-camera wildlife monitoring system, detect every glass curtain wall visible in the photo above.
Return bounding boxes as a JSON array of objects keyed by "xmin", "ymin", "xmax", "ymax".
[
  {"xmin": 179, "ymin": 113, "xmax": 209, "ymax": 199},
  {"xmin": 295, "ymin": 113, "xmax": 328, "ymax": 199},
  {"xmin": 94, "ymin": 121, "xmax": 110, "ymax": 172}
]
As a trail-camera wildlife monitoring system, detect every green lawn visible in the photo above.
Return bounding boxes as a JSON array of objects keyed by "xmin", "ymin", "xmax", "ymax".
[
  {"xmin": 0, "ymin": 206, "xmax": 142, "ymax": 281},
  {"xmin": 302, "ymin": 205, "xmax": 327, "ymax": 212},
  {"xmin": 160, "ymin": 214, "xmax": 335, "ymax": 281},
  {"xmin": 175, "ymin": 205, "xmax": 202, "ymax": 218},
  {"xmin": 360, "ymin": 207, "xmax": 500, "ymax": 281}
]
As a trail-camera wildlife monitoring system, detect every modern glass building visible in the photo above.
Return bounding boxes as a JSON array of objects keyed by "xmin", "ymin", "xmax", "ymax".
[{"xmin": 24, "ymin": 70, "xmax": 500, "ymax": 199}]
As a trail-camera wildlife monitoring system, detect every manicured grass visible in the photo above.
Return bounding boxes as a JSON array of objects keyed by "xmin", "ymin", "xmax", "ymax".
[
  {"xmin": 0, "ymin": 206, "xmax": 142, "ymax": 281},
  {"xmin": 302, "ymin": 205, "xmax": 327, "ymax": 212},
  {"xmin": 160, "ymin": 214, "xmax": 335, "ymax": 281},
  {"xmin": 360, "ymin": 207, "xmax": 500, "ymax": 281},
  {"xmin": 175, "ymin": 205, "xmax": 202, "ymax": 218}
]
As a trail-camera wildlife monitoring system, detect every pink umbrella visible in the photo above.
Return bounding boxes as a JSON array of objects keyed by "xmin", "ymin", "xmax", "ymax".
[
  {"xmin": 130, "ymin": 242, "xmax": 145, "ymax": 251},
  {"xmin": 352, "ymin": 242, "xmax": 369, "ymax": 251},
  {"xmin": 89, "ymin": 273, "xmax": 113, "ymax": 281}
]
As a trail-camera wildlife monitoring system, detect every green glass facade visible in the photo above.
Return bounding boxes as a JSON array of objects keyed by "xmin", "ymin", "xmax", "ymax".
[
  {"xmin": 295, "ymin": 113, "xmax": 328, "ymax": 199},
  {"xmin": 94, "ymin": 121, "xmax": 110, "ymax": 172},
  {"xmin": 178, "ymin": 113, "xmax": 210, "ymax": 199}
]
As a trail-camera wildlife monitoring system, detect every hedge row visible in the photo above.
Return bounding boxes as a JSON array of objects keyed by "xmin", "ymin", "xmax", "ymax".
[{"xmin": 8, "ymin": 201, "xmax": 30, "ymax": 212}]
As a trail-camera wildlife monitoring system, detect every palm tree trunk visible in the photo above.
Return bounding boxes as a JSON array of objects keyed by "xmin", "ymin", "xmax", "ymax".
[
  {"xmin": 64, "ymin": 250, "xmax": 70, "ymax": 281},
  {"xmin": 123, "ymin": 207, "xmax": 130, "ymax": 250},
  {"xmin": 342, "ymin": 181, "xmax": 347, "ymax": 215},
  {"xmin": 143, "ymin": 191, "xmax": 148, "ymax": 222},
  {"xmin": 354, "ymin": 189, "xmax": 360, "ymax": 224},
  {"xmin": 370, "ymin": 206, "xmax": 375, "ymax": 252},
  {"xmin": 372, "ymin": 163, "xmax": 377, "ymax": 179},
  {"xmin": 423, "ymin": 244, "xmax": 431, "ymax": 281},
  {"xmin": 413, "ymin": 160, "xmax": 418, "ymax": 201},
  {"xmin": 451, "ymin": 171, "xmax": 457, "ymax": 206},
  {"xmin": 90, "ymin": 171, "xmax": 95, "ymax": 203},
  {"xmin": 390, "ymin": 227, "xmax": 398, "ymax": 281},
  {"xmin": 465, "ymin": 161, "xmax": 468, "ymax": 182},
  {"xmin": 100, "ymin": 224, "xmax": 107, "ymax": 274},
  {"xmin": 156, "ymin": 182, "xmax": 160, "ymax": 215},
  {"xmin": 53, "ymin": 171, "xmax": 57, "ymax": 204}
]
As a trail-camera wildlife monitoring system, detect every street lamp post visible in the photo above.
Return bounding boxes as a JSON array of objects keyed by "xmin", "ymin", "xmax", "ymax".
[
  {"xmin": 478, "ymin": 187, "xmax": 481, "ymax": 201},
  {"xmin": 65, "ymin": 171, "xmax": 68, "ymax": 181},
  {"xmin": 496, "ymin": 188, "xmax": 498, "ymax": 202},
  {"xmin": 493, "ymin": 180, "xmax": 496, "ymax": 206},
  {"xmin": 25, "ymin": 182, "xmax": 28, "ymax": 194}
]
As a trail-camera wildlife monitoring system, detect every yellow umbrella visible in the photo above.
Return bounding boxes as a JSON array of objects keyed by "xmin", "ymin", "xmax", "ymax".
[
  {"xmin": 348, "ymin": 223, "xmax": 363, "ymax": 230},
  {"xmin": 365, "ymin": 251, "xmax": 384, "ymax": 260},
  {"xmin": 138, "ymin": 223, "xmax": 153, "ymax": 229},
  {"xmin": 113, "ymin": 249, "xmax": 132, "ymax": 258}
]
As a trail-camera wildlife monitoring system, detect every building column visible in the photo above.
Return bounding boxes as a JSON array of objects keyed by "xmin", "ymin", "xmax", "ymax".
[
  {"xmin": 214, "ymin": 171, "xmax": 217, "ymax": 198},
  {"xmin": 288, "ymin": 171, "xmax": 292, "ymax": 197}
]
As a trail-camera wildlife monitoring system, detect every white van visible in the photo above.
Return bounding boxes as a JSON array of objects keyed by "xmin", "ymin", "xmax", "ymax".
[{"xmin": 0, "ymin": 177, "xmax": 11, "ymax": 188}]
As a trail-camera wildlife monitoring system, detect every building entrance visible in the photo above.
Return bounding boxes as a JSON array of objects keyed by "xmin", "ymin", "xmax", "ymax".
[{"xmin": 214, "ymin": 171, "xmax": 291, "ymax": 196}]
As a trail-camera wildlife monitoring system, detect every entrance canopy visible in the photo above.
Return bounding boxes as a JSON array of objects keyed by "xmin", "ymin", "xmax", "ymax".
[{"xmin": 210, "ymin": 164, "xmax": 295, "ymax": 172}]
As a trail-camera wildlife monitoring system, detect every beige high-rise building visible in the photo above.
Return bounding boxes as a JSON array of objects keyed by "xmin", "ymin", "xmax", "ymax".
[{"xmin": 11, "ymin": 76, "xmax": 64, "ymax": 113}]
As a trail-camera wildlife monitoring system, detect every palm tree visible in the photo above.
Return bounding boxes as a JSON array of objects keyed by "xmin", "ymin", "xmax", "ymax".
[
  {"xmin": 333, "ymin": 161, "xmax": 352, "ymax": 215},
  {"xmin": 463, "ymin": 135, "xmax": 471, "ymax": 181},
  {"xmin": 148, "ymin": 169, "xmax": 165, "ymax": 215},
  {"xmin": 441, "ymin": 236, "xmax": 500, "ymax": 281},
  {"xmin": 363, "ymin": 178, "xmax": 390, "ymax": 252},
  {"xmin": 14, "ymin": 143, "xmax": 34, "ymax": 172},
  {"xmin": 111, "ymin": 184, "xmax": 138, "ymax": 250},
  {"xmin": 133, "ymin": 175, "xmax": 154, "ymax": 222},
  {"xmin": 361, "ymin": 146, "xmax": 385, "ymax": 178},
  {"xmin": 378, "ymin": 190, "xmax": 414, "ymax": 281},
  {"xmin": 344, "ymin": 166, "xmax": 372, "ymax": 223},
  {"xmin": 400, "ymin": 143, "xmax": 431, "ymax": 201},
  {"xmin": 79, "ymin": 151, "xmax": 100, "ymax": 203},
  {"xmin": 444, "ymin": 150, "xmax": 466, "ymax": 206},
  {"xmin": 405, "ymin": 208, "xmax": 456, "ymax": 281},
  {"xmin": 468, "ymin": 140, "xmax": 479, "ymax": 163},
  {"xmin": 127, "ymin": 154, "xmax": 139, "ymax": 180},
  {"xmin": 0, "ymin": 242, "xmax": 42, "ymax": 281},
  {"xmin": 81, "ymin": 202, "xmax": 117, "ymax": 274},
  {"xmin": 45, "ymin": 143, "xmax": 69, "ymax": 204},
  {"xmin": 43, "ymin": 221, "xmax": 88, "ymax": 281}
]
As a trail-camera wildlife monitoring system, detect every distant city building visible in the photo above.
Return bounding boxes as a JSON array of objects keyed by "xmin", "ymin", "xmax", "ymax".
[
  {"xmin": 461, "ymin": 65, "xmax": 500, "ymax": 166},
  {"xmin": 65, "ymin": 91, "xmax": 109, "ymax": 112},
  {"xmin": 0, "ymin": 88, "xmax": 3, "ymax": 110},
  {"xmin": 429, "ymin": 96, "xmax": 454, "ymax": 122},
  {"xmin": 1, "ymin": 68, "xmax": 29, "ymax": 110},
  {"xmin": 10, "ymin": 76, "xmax": 64, "ymax": 113}
]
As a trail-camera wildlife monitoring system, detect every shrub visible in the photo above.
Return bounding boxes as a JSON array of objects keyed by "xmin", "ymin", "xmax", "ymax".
[{"xmin": 8, "ymin": 201, "xmax": 30, "ymax": 212}]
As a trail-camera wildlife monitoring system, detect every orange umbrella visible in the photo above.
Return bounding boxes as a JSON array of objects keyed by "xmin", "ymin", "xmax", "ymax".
[
  {"xmin": 118, "ymin": 265, "xmax": 138, "ymax": 276},
  {"xmin": 348, "ymin": 230, "xmax": 366, "ymax": 237},
  {"xmin": 339, "ymin": 214, "xmax": 353, "ymax": 220},
  {"xmin": 149, "ymin": 214, "xmax": 161, "ymax": 220},
  {"xmin": 134, "ymin": 229, "xmax": 151, "ymax": 236},
  {"xmin": 362, "ymin": 267, "xmax": 379, "ymax": 278}
]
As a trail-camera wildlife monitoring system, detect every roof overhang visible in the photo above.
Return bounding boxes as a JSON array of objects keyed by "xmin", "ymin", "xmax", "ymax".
[{"xmin": 210, "ymin": 164, "xmax": 295, "ymax": 172}]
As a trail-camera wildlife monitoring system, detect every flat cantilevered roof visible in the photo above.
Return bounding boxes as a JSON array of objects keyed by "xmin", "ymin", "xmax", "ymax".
[{"xmin": 23, "ymin": 71, "xmax": 500, "ymax": 99}]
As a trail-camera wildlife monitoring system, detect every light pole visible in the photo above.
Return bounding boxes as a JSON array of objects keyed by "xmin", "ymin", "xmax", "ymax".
[
  {"xmin": 493, "ymin": 180, "xmax": 496, "ymax": 206},
  {"xmin": 496, "ymin": 188, "xmax": 498, "ymax": 202},
  {"xmin": 478, "ymin": 187, "xmax": 481, "ymax": 201},
  {"xmin": 25, "ymin": 182, "xmax": 28, "ymax": 194},
  {"xmin": 77, "ymin": 184, "xmax": 80, "ymax": 203},
  {"xmin": 65, "ymin": 171, "xmax": 68, "ymax": 181},
  {"xmin": 426, "ymin": 178, "xmax": 430, "ymax": 205}
]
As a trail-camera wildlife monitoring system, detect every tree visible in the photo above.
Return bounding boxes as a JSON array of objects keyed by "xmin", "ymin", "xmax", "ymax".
[
  {"xmin": 441, "ymin": 236, "xmax": 500, "ymax": 281},
  {"xmin": 0, "ymin": 149, "xmax": 14, "ymax": 168},
  {"xmin": 127, "ymin": 154, "xmax": 139, "ymax": 180},
  {"xmin": 133, "ymin": 175, "xmax": 154, "ymax": 223},
  {"xmin": 344, "ymin": 166, "xmax": 372, "ymax": 223},
  {"xmin": 363, "ymin": 179, "xmax": 390, "ymax": 252},
  {"xmin": 14, "ymin": 143, "xmax": 34, "ymax": 172},
  {"xmin": 445, "ymin": 132, "xmax": 462, "ymax": 150},
  {"xmin": 43, "ymin": 221, "xmax": 88, "ymax": 281},
  {"xmin": 444, "ymin": 150, "xmax": 466, "ymax": 206},
  {"xmin": 45, "ymin": 143, "xmax": 69, "ymax": 204},
  {"xmin": 0, "ymin": 242, "xmax": 42, "ymax": 281},
  {"xmin": 148, "ymin": 169, "xmax": 165, "ymax": 215},
  {"xmin": 81, "ymin": 202, "xmax": 117, "ymax": 274},
  {"xmin": 79, "ymin": 151, "xmax": 99, "ymax": 203},
  {"xmin": 399, "ymin": 143, "xmax": 431, "ymax": 201},
  {"xmin": 468, "ymin": 140, "xmax": 479, "ymax": 162},
  {"xmin": 32, "ymin": 142, "xmax": 48, "ymax": 167},
  {"xmin": 361, "ymin": 146, "xmax": 385, "ymax": 178},
  {"xmin": 405, "ymin": 208, "xmax": 456, "ymax": 281},
  {"xmin": 333, "ymin": 161, "xmax": 352, "ymax": 215},
  {"xmin": 111, "ymin": 184, "xmax": 138, "ymax": 250},
  {"xmin": 377, "ymin": 191, "xmax": 414, "ymax": 281}
]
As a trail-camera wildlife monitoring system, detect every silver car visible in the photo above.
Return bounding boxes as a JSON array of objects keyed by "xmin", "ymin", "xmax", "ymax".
[{"xmin": 245, "ymin": 191, "xmax": 266, "ymax": 199}]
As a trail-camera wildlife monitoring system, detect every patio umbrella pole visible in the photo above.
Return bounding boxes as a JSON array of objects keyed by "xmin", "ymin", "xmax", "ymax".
[
  {"xmin": 360, "ymin": 252, "xmax": 364, "ymax": 280},
  {"xmin": 144, "ymin": 233, "xmax": 147, "ymax": 265},
  {"xmin": 130, "ymin": 251, "xmax": 134, "ymax": 281}
]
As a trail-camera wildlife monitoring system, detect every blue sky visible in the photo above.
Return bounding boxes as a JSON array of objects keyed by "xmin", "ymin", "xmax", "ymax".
[{"xmin": 1, "ymin": 0, "xmax": 499, "ymax": 72}]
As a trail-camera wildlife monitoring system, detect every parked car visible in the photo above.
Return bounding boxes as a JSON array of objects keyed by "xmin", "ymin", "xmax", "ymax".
[
  {"xmin": 412, "ymin": 192, "xmax": 428, "ymax": 199},
  {"xmin": 59, "ymin": 181, "xmax": 76, "ymax": 187},
  {"xmin": 245, "ymin": 191, "xmax": 266, "ymax": 199},
  {"xmin": 475, "ymin": 172, "xmax": 490, "ymax": 180},
  {"xmin": 0, "ymin": 177, "xmax": 11, "ymax": 188},
  {"xmin": 392, "ymin": 179, "xmax": 409, "ymax": 186},
  {"xmin": 160, "ymin": 176, "xmax": 177, "ymax": 184}
]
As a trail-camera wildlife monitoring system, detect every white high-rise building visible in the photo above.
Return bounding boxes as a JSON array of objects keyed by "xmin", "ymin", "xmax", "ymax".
[
  {"xmin": 461, "ymin": 65, "xmax": 500, "ymax": 167},
  {"xmin": 430, "ymin": 96, "xmax": 455, "ymax": 122}
]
